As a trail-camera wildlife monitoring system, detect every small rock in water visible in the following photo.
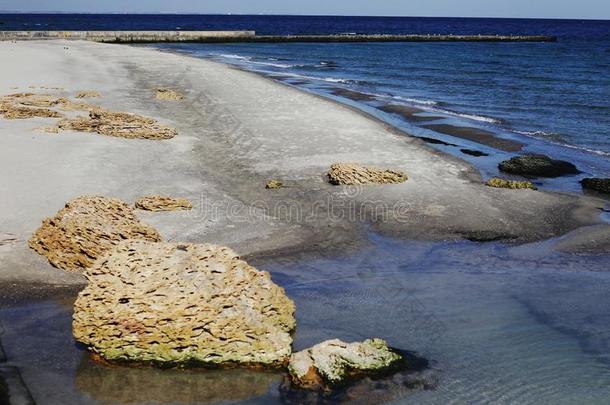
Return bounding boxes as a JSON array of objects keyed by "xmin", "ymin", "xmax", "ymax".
[
  {"xmin": 328, "ymin": 163, "xmax": 407, "ymax": 185},
  {"xmin": 287, "ymin": 338, "xmax": 403, "ymax": 391},
  {"xmin": 156, "ymin": 88, "xmax": 184, "ymax": 101},
  {"xmin": 29, "ymin": 196, "xmax": 161, "ymax": 273},
  {"xmin": 486, "ymin": 178, "xmax": 537, "ymax": 190},
  {"xmin": 498, "ymin": 154, "xmax": 579, "ymax": 177},
  {"xmin": 134, "ymin": 195, "xmax": 193, "ymax": 211},
  {"xmin": 73, "ymin": 240, "xmax": 296, "ymax": 367},
  {"xmin": 460, "ymin": 148, "xmax": 489, "ymax": 157},
  {"xmin": 265, "ymin": 180, "xmax": 284, "ymax": 189},
  {"xmin": 581, "ymin": 178, "xmax": 610, "ymax": 194}
]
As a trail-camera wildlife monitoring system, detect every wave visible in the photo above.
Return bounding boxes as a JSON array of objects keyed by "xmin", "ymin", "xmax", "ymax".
[
  {"xmin": 513, "ymin": 130, "xmax": 610, "ymax": 157},
  {"xmin": 438, "ymin": 110, "xmax": 502, "ymax": 124},
  {"xmin": 390, "ymin": 95, "xmax": 439, "ymax": 106},
  {"xmin": 261, "ymin": 71, "xmax": 365, "ymax": 85}
]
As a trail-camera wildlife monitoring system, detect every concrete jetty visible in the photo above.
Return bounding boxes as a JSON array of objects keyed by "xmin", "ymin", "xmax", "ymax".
[{"xmin": 0, "ymin": 31, "xmax": 557, "ymax": 43}]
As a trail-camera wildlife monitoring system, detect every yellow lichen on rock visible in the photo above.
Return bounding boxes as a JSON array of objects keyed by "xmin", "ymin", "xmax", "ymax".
[
  {"xmin": 134, "ymin": 196, "xmax": 193, "ymax": 212},
  {"xmin": 486, "ymin": 178, "xmax": 537, "ymax": 190},
  {"xmin": 75, "ymin": 91, "xmax": 101, "ymax": 99},
  {"xmin": 156, "ymin": 88, "xmax": 184, "ymax": 101},
  {"xmin": 29, "ymin": 196, "xmax": 161, "ymax": 273},
  {"xmin": 73, "ymin": 240, "xmax": 296, "ymax": 367},
  {"xmin": 327, "ymin": 163, "xmax": 407, "ymax": 185},
  {"xmin": 265, "ymin": 180, "xmax": 284, "ymax": 189},
  {"xmin": 58, "ymin": 110, "xmax": 177, "ymax": 140}
]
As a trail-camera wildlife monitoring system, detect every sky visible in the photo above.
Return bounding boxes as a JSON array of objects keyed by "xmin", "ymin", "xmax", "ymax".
[{"xmin": 0, "ymin": 0, "xmax": 608, "ymax": 20}]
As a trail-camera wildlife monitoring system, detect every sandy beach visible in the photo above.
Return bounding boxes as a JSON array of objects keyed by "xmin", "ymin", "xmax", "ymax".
[{"xmin": 1, "ymin": 40, "xmax": 609, "ymax": 290}]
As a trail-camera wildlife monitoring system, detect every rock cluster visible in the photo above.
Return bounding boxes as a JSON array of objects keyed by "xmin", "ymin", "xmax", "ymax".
[
  {"xmin": 499, "ymin": 154, "xmax": 579, "ymax": 177},
  {"xmin": 327, "ymin": 163, "xmax": 407, "ymax": 186},
  {"xmin": 156, "ymin": 88, "xmax": 184, "ymax": 101},
  {"xmin": 287, "ymin": 339, "xmax": 403, "ymax": 391},
  {"xmin": 0, "ymin": 92, "xmax": 96, "ymax": 119},
  {"xmin": 59, "ymin": 110, "xmax": 177, "ymax": 140},
  {"xmin": 134, "ymin": 195, "xmax": 193, "ymax": 212},
  {"xmin": 73, "ymin": 240, "xmax": 296, "ymax": 366},
  {"xmin": 486, "ymin": 178, "xmax": 537, "ymax": 190},
  {"xmin": 581, "ymin": 178, "xmax": 610, "ymax": 194},
  {"xmin": 29, "ymin": 196, "xmax": 161, "ymax": 273}
]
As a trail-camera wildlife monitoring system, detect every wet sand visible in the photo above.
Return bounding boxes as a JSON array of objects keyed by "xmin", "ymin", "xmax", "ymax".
[
  {"xmin": 423, "ymin": 123, "xmax": 524, "ymax": 152},
  {"xmin": 378, "ymin": 104, "xmax": 444, "ymax": 123}
]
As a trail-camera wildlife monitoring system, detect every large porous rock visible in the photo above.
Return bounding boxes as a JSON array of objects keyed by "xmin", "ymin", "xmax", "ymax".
[
  {"xmin": 29, "ymin": 196, "xmax": 161, "ymax": 273},
  {"xmin": 287, "ymin": 339, "xmax": 404, "ymax": 391},
  {"xmin": 498, "ymin": 154, "xmax": 579, "ymax": 177},
  {"xmin": 327, "ymin": 163, "xmax": 407, "ymax": 185},
  {"xmin": 58, "ymin": 110, "xmax": 177, "ymax": 140},
  {"xmin": 73, "ymin": 240, "xmax": 296, "ymax": 367},
  {"xmin": 134, "ymin": 195, "xmax": 193, "ymax": 212},
  {"xmin": 581, "ymin": 178, "xmax": 610, "ymax": 194}
]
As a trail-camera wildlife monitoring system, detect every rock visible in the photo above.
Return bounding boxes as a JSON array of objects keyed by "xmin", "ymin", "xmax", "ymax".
[
  {"xmin": 327, "ymin": 163, "xmax": 407, "ymax": 186},
  {"xmin": 460, "ymin": 148, "xmax": 489, "ymax": 157},
  {"xmin": 29, "ymin": 196, "xmax": 161, "ymax": 273},
  {"xmin": 156, "ymin": 88, "xmax": 184, "ymax": 101},
  {"xmin": 287, "ymin": 339, "xmax": 403, "ymax": 391},
  {"xmin": 73, "ymin": 240, "xmax": 296, "ymax": 367},
  {"xmin": 265, "ymin": 180, "xmax": 284, "ymax": 189},
  {"xmin": 36, "ymin": 126, "xmax": 59, "ymax": 134},
  {"xmin": 75, "ymin": 91, "xmax": 100, "ymax": 98},
  {"xmin": 581, "ymin": 178, "xmax": 610, "ymax": 194},
  {"xmin": 486, "ymin": 178, "xmax": 537, "ymax": 190},
  {"xmin": 0, "ymin": 92, "xmax": 95, "ymax": 119},
  {"xmin": 0, "ymin": 101, "xmax": 63, "ymax": 119},
  {"xmin": 134, "ymin": 196, "xmax": 193, "ymax": 212},
  {"xmin": 58, "ymin": 110, "xmax": 177, "ymax": 140},
  {"xmin": 498, "ymin": 154, "xmax": 579, "ymax": 177}
]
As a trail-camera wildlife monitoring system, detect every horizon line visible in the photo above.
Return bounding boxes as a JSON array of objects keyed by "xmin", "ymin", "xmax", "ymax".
[{"xmin": 0, "ymin": 12, "xmax": 608, "ymax": 21}]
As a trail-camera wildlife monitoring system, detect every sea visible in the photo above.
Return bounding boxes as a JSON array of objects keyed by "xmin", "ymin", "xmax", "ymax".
[{"xmin": 1, "ymin": 14, "xmax": 610, "ymax": 405}]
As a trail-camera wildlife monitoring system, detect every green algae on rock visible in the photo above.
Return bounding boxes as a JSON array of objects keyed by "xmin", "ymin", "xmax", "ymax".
[
  {"xmin": 498, "ymin": 154, "xmax": 579, "ymax": 178},
  {"xmin": 288, "ymin": 338, "xmax": 403, "ymax": 391},
  {"xmin": 327, "ymin": 163, "xmax": 407, "ymax": 186},
  {"xmin": 73, "ymin": 240, "xmax": 296, "ymax": 367},
  {"xmin": 486, "ymin": 178, "xmax": 537, "ymax": 190}
]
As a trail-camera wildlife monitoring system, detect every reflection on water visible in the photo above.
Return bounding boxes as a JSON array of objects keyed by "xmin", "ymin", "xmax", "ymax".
[{"xmin": 1, "ymin": 234, "xmax": 610, "ymax": 404}]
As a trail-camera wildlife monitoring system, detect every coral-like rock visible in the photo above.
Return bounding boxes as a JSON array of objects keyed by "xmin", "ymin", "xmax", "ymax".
[
  {"xmin": 0, "ymin": 101, "xmax": 63, "ymax": 119},
  {"xmin": 327, "ymin": 163, "xmax": 407, "ymax": 186},
  {"xmin": 58, "ymin": 110, "xmax": 177, "ymax": 140},
  {"xmin": 265, "ymin": 180, "xmax": 284, "ymax": 190},
  {"xmin": 499, "ymin": 154, "xmax": 579, "ymax": 178},
  {"xmin": 581, "ymin": 178, "xmax": 610, "ymax": 194},
  {"xmin": 486, "ymin": 178, "xmax": 537, "ymax": 190},
  {"xmin": 29, "ymin": 196, "xmax": 161, "ymax": 273},
  {"xmin": 134, "ymin": 196, "xmax": 193, "ymax": 212},
  {"xmin": 288, "ymin": 339, "xmax": 403, "ymax": 391},
  {"xmin": 73, "ymin": 240, "xmax": 296, "ymax": 367},
  {"xmin": 156, "ymin": 88, "xmax": 184, "ymax": 101},
  {"xmin": 75, "ymin": 91, "xmax": 101, "ymax": 99}
]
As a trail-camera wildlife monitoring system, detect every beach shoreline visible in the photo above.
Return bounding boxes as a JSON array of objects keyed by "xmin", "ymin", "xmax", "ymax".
[{"xmin": 0, "ymin": 40, "xmax": 609, "ymax": 288}]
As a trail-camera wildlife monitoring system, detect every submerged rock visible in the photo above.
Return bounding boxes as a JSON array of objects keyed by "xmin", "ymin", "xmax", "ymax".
[
  {"xmin": 73, "ymin": 240, "xmax": 296, "ymax": 367},
  {"xmin": 58, "ymin": 110, "xmax": 177, "ymax": 140},
  {"xmin": 134, "ymin": 195, "xmax": 193, "ymax": 212},
  {"xmin": 486, "ymin": 178, "xmax": 537, "ymax": 190},
  {"xmin": 287, "ymin": 339, "xmax": 403, "ymax": 391},
  {"xmin": 265, "ymin": 180, "xmax": 284, "ymax": 189},
  {"xmin": 328, "ymin": 163, "xmax": 407, "ymax": 186},
  {"xmin": 498, "ymin": 154, "xmax": 579, "ymax": 177},
  {"xmin": 581, "ymin": 178, "xmax": 610, "ymax": 194},
  {"xmin": 156, "ymin": 88, "xmax": 184, "ymax": 101},
  {"xmin": 29, "ymin": 196, "xmax": 161, "ymax": 273}
]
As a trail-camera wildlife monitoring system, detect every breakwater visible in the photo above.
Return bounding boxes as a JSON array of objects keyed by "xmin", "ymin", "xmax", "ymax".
[{"xmin": 0, "ymin": 31, "xmax": 557, "ymax": 43}]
